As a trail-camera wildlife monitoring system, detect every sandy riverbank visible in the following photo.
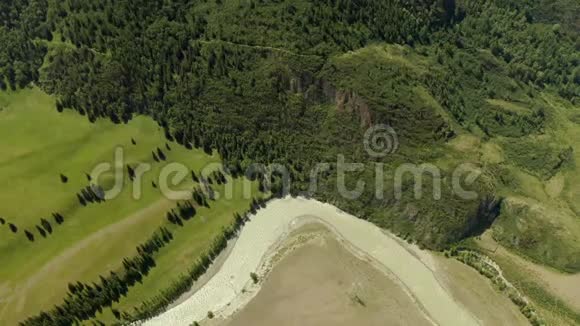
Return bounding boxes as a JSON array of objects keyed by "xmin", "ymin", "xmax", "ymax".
[
  {"xmin": 144, "ymin": 197, "xmax": 482, "ymax": 326},
  {"xmin": 223, "ymin": 223, "xmax": 434, "ymax": 326}
]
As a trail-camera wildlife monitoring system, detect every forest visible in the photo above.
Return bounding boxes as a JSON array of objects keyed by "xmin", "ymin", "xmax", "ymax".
[{"xmin": 3, "ymin": 0, "xmax": 579, "ymax": 260}]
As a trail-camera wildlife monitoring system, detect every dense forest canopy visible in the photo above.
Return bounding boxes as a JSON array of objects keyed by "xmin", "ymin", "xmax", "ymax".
[{"xmin": 2, "ymin": 0, "xmax": 579, "ymax": 250}]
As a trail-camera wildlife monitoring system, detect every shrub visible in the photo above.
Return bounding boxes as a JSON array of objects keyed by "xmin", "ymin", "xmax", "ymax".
[{"xmin": 250, "ymin": 272, "xmax": 259, "ymax": 284}]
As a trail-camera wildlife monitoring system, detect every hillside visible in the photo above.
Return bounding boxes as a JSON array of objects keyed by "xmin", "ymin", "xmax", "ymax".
[
  {"xmin": 1, "ymin": 0, "xmax": 579, "ymax": 324},
  {"xmin": 0, "ymin": 88, "xmax": 262, "ymax": 325},
  {"xmin": 22, "ymin": 0, "xmax": 576, "ymax": 250}
]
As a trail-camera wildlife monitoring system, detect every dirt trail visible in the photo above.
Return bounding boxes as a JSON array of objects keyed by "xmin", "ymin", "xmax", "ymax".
[
  {"xmin": 478, "ymin": 232, "xmax": 580, "ymax": 312},
  {"xmin": 431, "ymin": 255, "xmax": 528, "ymax": 325},
  {"xmin": 1, "ymin": 198, "xmax": 173, "ymax": 320}
]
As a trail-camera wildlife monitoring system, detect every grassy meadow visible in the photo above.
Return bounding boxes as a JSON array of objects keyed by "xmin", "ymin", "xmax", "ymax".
[
  {"xmin": 447, "ymin": 89, "xmax": 580, "ymax": 322},
  {"xmin": 487, "ymin": 93, "xmax": 580, "ymax": 273},
  {"xmin": 0, "ymin": 88, "xmax": 259, "ymax": 324},
  {"xmin": 443, "ymin": 92, "xmax": 580, "ymax": 273},
  {"xmin": 92, "ymin": 177, "xmax": 259, "ymax": 324}
]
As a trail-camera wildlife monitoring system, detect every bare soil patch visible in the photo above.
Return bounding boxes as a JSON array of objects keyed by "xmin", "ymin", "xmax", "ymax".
[
  {"xmin": 224, "ymin": 225, "xmax": 432, "ymax": 326},
  {"xmin": 432, "ymin": 255, "xmax": 528, "ymax": 325}
]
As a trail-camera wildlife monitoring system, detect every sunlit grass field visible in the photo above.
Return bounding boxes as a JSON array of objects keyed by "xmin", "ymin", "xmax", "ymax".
[{"xmin": 0, "ymin": 88, "xmax": 259, "ymax": 324}]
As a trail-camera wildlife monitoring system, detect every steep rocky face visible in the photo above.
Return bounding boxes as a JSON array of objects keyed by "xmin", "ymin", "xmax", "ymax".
[
  {"xmin": 289, "ymin": 73, "xmax": 372, "ymax": 127},
  {"xmin": 335, "ymin": 90, "xmax": 372, "ymax": 127}
]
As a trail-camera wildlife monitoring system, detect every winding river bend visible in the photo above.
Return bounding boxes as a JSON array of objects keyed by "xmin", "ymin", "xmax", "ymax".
[{"xmin": 144, "ymin": 197, "xmax": 479, "ymax": 326}]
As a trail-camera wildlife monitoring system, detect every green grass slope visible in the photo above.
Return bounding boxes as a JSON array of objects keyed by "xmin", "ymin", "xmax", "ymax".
[
  {"xmin": 490, "ymin": 94, "xmax": 580, "ymax": 273},
  {"xmin": 0, "ymin": 88, "xmax": 259, "ymax": 324}
]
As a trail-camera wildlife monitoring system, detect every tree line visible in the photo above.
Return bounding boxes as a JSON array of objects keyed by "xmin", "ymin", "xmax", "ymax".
[
  {"xmin": 20, "ymin": 225, "xmax": 173, "ymax": 325},
  {"xmin": 1, "ymin": 212, "xmax": 64, "ymax": 242},
  {"xmin": 123, "ymin": 198, "xmax": 267, "ymax": 323},
  {"xmin": 20, "ymin": 187, "xmax": 266, "ymax": 325}
]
